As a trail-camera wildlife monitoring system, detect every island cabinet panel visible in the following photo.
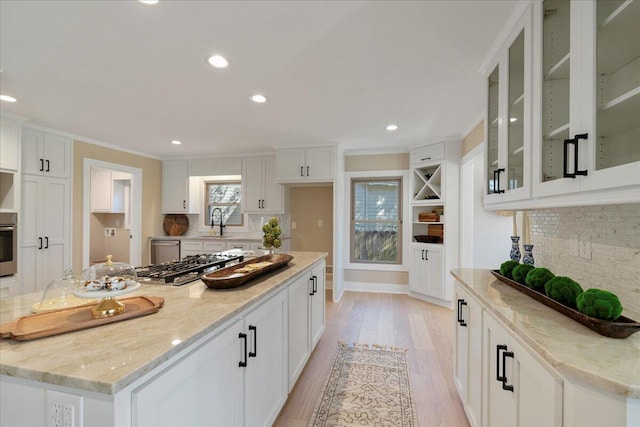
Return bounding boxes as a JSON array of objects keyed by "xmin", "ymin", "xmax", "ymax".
[
  {"xmin": 244, "ymin": 290, "xmax": 288, "ymax": 427},
  {"xmin": 288, "ymin": 273, "xmax": 311, "ymax": 391},
  {"xmin": 132, "ymin": 318, "xmax": 244, "ymax": 427},
  {"xmin": 309, "ymin": 262, "xmax": 326, "ymax": 348},
  {"xmin": 482, "ymin": 311, "xmax": 562, "ymax": 427},
  {"xmin": 453, "ymin": 284, "xmax": 482, "ymax": 427}
]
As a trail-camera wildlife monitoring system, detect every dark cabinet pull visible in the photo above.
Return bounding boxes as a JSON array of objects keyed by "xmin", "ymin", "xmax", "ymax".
[
  {"xmin": 300, "ymin": 166, "xmax": 304, "ymax": 177},
  {"xmin": 421, "ymin": 250, "xmax": 425, "ymax": 260},
  {"xmin": 313, "ymin": 275, "xmax": 318, "ymax": 294},
  {"xmin": 45, "ymin": 236, "xmax": 49, "ymax": 249},
  {"xmin": 424, "ymin": 249, "xmax": 429, "ymax": 261},
  {"xmin": 40, "ymin": 159, "xmax": 44, "ymax": 172},
  {"xmin": 248, "ymin": 325, "xmax": 257, "ymax": 358},
  {"xmin": 38, "ymin": 237, "xmax": 43, "ymax": 250},
  {"xmin": 421, "ymin": 157, "xmax": 431, "ymax": 161},
  {"xmin": 494, "ymin": 168, "xmax": 505, "ymax": 193},
  {"xmin": 309, "ymin": 276, "xmax": 315, "ymax": 296},
  {"xmin": 563, "ymin": 133, "xmax": 589, "ymax": 178},
  {"xmin": 239, "ymin": 333, "xmax": 248, "ymax": 367},
  {"xmin": 502, "ymin": 350, "xmax": 515, "ymax": 392},
  {"xmin": 46, "ymin": 159, "xmax": 50, "ymax": 172},
  {"xmin": 182, "ymin": 200, "xmax": 186, "ymax": 209},
  {"xmin": 457, "ymin": 299, "xmax": 463, "ymax": 324},
  {"xmin": 306, "ymin": 166, "xmax": 310, "ymax": 177},
  {"xmin": 574, "ymin": 133, "xmax": 588, "ymax": 176},
  {"xmin": 496, "ymin": 344, "xmax": 507, "ymax": 382},
  {"xmin": 460, "ymin": 301, "xmax": 468, "ymax": 327}
]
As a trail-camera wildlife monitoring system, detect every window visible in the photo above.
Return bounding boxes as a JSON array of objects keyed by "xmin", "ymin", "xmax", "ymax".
[
  {"xmin": 351, "ymin": 178, "xmax": 402, "ymax": 264},
  {"xmin": 205, "ymin": 181, "xmax": 242, "ymax": 226}
]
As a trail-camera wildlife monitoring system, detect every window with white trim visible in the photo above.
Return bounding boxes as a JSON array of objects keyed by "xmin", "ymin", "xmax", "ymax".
[
  {"xmin": 205, "ymin": 181, "xmax": 243, "ymax": 226},
  {"xmin": 350, "ymin": 177, "xmax": 402, "ymax": 264}
]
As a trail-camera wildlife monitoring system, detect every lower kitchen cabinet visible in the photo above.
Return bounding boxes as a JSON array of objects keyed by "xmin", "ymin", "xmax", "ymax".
[
  {"xmin": 309, "ymin": 262, "xmax": 325, "ymax": 348},
  {"xmin": 483, "ymin": 312, "xmax": 562, "ymax": 427},
  {"xmin": 453, "ymin": 284, "xmax": 482, "ymax": 427},
  {"xmin": 132, "ymin": 318, "xmax": 244, "ymax": 427},
  {"xmin": 409, "ymin": 244, "xmax": 444, "ymax": 301}
]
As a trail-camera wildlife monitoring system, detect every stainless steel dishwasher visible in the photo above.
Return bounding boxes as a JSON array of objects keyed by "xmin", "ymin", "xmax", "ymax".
[{"xmin": 150, "ymin": 239, "xmax": 180, "ymax": 264}]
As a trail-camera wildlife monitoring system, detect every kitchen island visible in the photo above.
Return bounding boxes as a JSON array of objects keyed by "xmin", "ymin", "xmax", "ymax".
[
  {"xmin": 451, "ymin": 268, "xmax": 639, "ymax": 427},
  {"xmin": 0, "ymin": 251, "xmax": 326, "ymax": 427}
]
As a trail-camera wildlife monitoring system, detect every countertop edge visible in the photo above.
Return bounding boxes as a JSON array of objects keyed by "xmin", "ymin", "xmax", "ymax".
[{"xmin": 450, "ymin": 269, "xmax": 640, "ymax": 400}]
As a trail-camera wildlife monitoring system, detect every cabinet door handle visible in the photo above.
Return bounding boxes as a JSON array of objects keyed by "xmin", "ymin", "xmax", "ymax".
[
  {"xmin": 460, "ymin": 301, "xmax": 468, "ymax": 327},
  {"xmin": 574, "ymin": 133, "xmax": 588, "ymax": 176},
  {"xmin": 38, "ymin": 237, "xmax": 43, "ymax": 250},
  {"xmin": 183, "ymin": 200, "xmax": 186, "ymax": 209},
  {"xmin": 424, "ymin": 249, "xmax": 429, "ymax": 261},
  {"xmin": 306, "ymin": 166, "xmax": 310, "ymax": 177},
  {"xmin": 45, "ymin": 236, "xmax": 49, "ymax": 249},
  {"xmin": 502, "ymin": 350, "xmax": 515, "ymax": 392},
  {"xmin": 40, "ymin": 159, "xmax": 44, "ymax": 172},
  {"xmin": 309, "ymin": 276, "xmax": 315, "ymax": 296},
  {"xmin": 45, "ymin": 159, "xmax": 50, "ymax": 172},
  {"xmin": 457, "ymin": 299, "xmax": 463, "ymax": 324},
  {"xmin": 421, "ymin": 157, "xmax": 431, "ymax": 161},
  {"xmin": 496, "ymin": 344, "xmax": 507, "ymax": 383},
  {"xmin": 313, "ymin": 275, "xmax": 318, "ymax": 294},
  {"xmin": 248, "ymin": 325, "xmax": 257, "ymax": 358},
  {"xmin": 300, "ymin": 166, "xmax": 304, "ymax": 177},
  {"xmin": 563, "ymin": 138, "xmax": 576, "ymax": 178},
  {"xmin": 239, "ymin": 333, "xmax": 248, "ymax": 367},
  {"xmin": 494, "ymin": 168, "xmax": 505, "ymax": 193}
]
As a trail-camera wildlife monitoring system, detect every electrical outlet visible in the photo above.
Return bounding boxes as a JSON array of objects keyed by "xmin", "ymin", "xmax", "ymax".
[
  {"xmin": 46, "ymin": 390, "xmax": 83, "ymax": 427},
  {"xmin": 579, "ymin": 236, "xmax": 592, "ymax": 260},
  {"xmin": 291, "ymin": 221, "xmax": 296, "ymax": 230},
  {"xmin": 317, "ymin": 219, "xmax": 323, "ymax": 227}
]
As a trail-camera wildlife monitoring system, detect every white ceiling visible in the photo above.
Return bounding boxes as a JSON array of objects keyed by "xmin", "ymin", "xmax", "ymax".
[{"xmin": 0, "ymin": 0, "xmax": 516, "ymax": 159}]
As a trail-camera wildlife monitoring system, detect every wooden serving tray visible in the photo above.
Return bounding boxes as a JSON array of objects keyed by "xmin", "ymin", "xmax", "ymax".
[
  {"xmin": 201, "ymin": 254, "xmax": 293, "ymax": 289},
  {"xmin": 490, "ymin": 270, "xmax": 640, "ymax": 339},
  {"xmin": 0, "ymin": 295, "xmax": 164, "ymax": 341}
]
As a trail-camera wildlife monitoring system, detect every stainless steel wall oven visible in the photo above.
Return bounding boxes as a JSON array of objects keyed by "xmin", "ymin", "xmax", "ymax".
[{"xmin": 0, "ymin": 213, "xmax": 17, "ymax": 277}]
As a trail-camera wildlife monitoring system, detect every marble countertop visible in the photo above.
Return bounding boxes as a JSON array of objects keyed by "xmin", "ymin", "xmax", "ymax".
[
  {"xmin": 451, "ymin": 268, "xmax": 640, "ymax": 399},
  {"xmin": 0, "ymin": 251, "xmax": 326, "ymax": 395}
]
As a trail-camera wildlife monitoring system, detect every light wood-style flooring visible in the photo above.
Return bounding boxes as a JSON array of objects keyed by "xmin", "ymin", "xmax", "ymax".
[{"xmin": 274, "ymin": 291, "xmax": 470, "ymax": 427}]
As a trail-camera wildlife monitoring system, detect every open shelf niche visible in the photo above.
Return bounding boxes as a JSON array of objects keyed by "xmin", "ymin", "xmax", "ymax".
[{"xmin": 412, "ymin": 164, "xmax": 442, "ymax": 203}]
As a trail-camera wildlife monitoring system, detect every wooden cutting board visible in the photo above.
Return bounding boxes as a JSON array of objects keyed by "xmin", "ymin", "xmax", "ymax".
[
  {"xmin": 0, "ymin": 295, "xmax": 164, "ymax": 341},
  {"xmin": 163, "ymin": 214, "xmax": 189, "ymax": 236}
]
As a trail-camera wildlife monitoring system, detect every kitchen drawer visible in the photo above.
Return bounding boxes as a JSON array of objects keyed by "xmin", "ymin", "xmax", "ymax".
[
  {"xmin": 181, "ymin": 241, "xmax": 203, "ymax": 252},
  {"xmin": 203, "ymin": 241, "xmax": 225, "ymax": 253},
  {"xmin": 411, "ymin": 143, "xmax": 444, "ymax": 164},
  {"xmin": 226, "ymin": 241, "xmax": 251, "ymax": 251}
]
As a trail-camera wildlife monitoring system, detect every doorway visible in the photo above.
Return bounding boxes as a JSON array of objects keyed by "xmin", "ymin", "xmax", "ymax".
[{"xmin": 82, "ymin": 159, "xmax": 142, "ymax": 268}]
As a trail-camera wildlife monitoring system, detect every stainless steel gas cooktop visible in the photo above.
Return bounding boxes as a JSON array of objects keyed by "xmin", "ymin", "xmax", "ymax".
[{"xmin": 135, "ymin": 253, "xmax": 244, "ymax": 286}]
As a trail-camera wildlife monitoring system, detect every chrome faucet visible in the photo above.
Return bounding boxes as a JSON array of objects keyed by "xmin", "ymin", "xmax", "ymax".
[{"xmin": 210, "ymin": 208, "xmax": 226, "ymax": 236}]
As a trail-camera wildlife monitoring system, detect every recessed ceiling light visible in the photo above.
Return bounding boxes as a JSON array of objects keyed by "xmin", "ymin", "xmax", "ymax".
[
  {"xmin": 207, "ymin": 55, "xmax": 229, "ymax": 69},
  {"xmin": 0, "ymin": 95, "xmax": 17, "ymax": 103},
  {"xmin": 139, "ymin": 0, "xmax": 159, "ymax": 4},
  {"xmin": 386, "ymin": 124, "xmax": 398, "ymax": 131},
  {"xmin": 510, "ymin": 117, "xmax": 517, "ymax": 123},
  {"xmin": 251, "ymin": 94, "xmax": 267, "ymax": 103},
  {"xmin": 171, "ymin": 140, "xmax": 182, "ymax": 145}
]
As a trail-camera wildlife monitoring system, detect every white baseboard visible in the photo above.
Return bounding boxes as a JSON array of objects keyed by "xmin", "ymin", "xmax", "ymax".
[
  {"xmin": 408, "ymin": 291, "xmax": 454, "ymax": 309},
  {"xmin": 342, "ymin": 281, "xmax": 409, "ymax": 294}
]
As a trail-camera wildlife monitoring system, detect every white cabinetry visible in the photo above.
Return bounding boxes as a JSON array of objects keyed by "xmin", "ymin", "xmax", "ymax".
[
  {"xmin": 243, "ymin": 156, "xmax": 283, "ymax": 214},
  {"xmin": 133, "ymin": 318, "xmax": 244, "ymax": 427},
  {"xmin": 188, "ymin": 157, "xmax": 242, "ymax": 176},
  {"xmin": 162, "ymin": 160, "xmax": 198, "ymax": 214},
  {"xmin": 453, "ymin": 284, "xmax": 482, "ymax": 427},
  {"xmin": 275, "ymin": 146, "xmax": 335, "ymax": 183},
  {"xmin": 409, "ymin": 140, "xmax": 459, "ymax": 306},
  {"xmin": 482, "ymin": 311, "xmax": 562, "ymax": 427},
  {"xmin": 484, "ymin": 4, "xmax": 533, "ymax": 204},
  {"xmin": 19, "ymin": 174, "xmax": 70, "ymax": 293},
  {"xmin": 243, "ymin": 289, "xmax": 288, "ymax": 427},
  {"xmin": 90, "ymin": 168, "xmax": 128, "ymax": 213},
  {"xmin": 532, "ymin": 0, "xmax": 640, "ymax": 199},
  {"xmin": 288, "ymin": 261, "xmax": 326, "ymax": 390},
  {"xmin": 0, "ymin": 116, "xmax": 19, "ymax": 171},
  {"xmin": 21, "ymin": 127, "xmax": 71, "ymax": 178},
  {"xmin": 180, "ymin": 241, "xmax": 203, "ymax": 259},
  {"xmin": 409, "ymin": 245, "xmax": 444, "ymax": 300}
]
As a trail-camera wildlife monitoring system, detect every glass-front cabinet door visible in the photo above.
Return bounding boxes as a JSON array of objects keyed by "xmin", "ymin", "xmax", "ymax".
[
  {"xmin": 485, "ymin": 5, "xmax": 532, "ymax": 205},
  {"xmin": 533, "ymin": 0, "xmax": 640, "ymax": 197}
]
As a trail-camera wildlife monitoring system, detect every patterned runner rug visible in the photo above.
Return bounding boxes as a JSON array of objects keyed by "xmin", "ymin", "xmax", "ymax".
[{"xmin": 308, "ymin": 342, "xmax": 418, "ymax": 426}]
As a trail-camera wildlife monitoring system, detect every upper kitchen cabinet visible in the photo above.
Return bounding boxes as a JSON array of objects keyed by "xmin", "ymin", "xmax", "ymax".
[
  {"xmin": 0, "ymin": 116, "xmax": 20, "ymax": 172},
  {"xmin": 21, "ymin": 127, "xmax": 71, "ymax": 178},
  {"xmin": 484, "ymin": 4, "xmax": 533, "ymax": 205},
  {"xmin": 162, "ymin": 160, "xmax": 198, "ymax": 214},
  {"xmin": 275, "ymin": 146, "xmax": 336, "ymax": 183},
  {"xmin": 90, "ymin": 168, "xmax": 130, "ymax": 214},
  {"xmin": 243, "ymin": 156, "xmax": 284, "ymax": 214},
  {"xmin": 532, "ymin": 0, "xmax": 640, "ymax": 201},
  {"xmin": 188, "ymin": 157, "xmax": 242, "ymax": 177}
]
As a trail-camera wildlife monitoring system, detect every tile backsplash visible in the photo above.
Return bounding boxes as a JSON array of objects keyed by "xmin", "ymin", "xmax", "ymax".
[
  {"xmin": 180, "ymin": 213, "xmax": 290, "ymax": 239},
  {"xmin": 528, "ymin": 204, "xmax": 640, "ymax": 315}
]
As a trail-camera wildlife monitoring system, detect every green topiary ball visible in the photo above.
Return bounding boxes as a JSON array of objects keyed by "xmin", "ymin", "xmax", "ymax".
[
  {"xmin": 577, "ymin": 288, "xmax": 623, "ymax": 320},
  {"xmin": 512, "ymin": 264, "xmax": 535, "ymax": 285},
  {"xmin": 544, "ymin": 276, "xmax": 583, "ymax": 308},
  {"xmin": 525, "ymin": 267, "xmax": 555, "ymax": 292},
  {"xmin": 499, "ymin": 260, "xmax": 520, "ymax": 279}
]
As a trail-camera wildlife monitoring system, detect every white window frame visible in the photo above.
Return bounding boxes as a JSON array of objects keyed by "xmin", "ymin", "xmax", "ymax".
[
  {"xmin": 192, "ymin": 175, "xmax": 249, "ymax": 233},
  {"xmin": 344, "ymin": 169, "xmax": 410, "ymax": 272}
]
